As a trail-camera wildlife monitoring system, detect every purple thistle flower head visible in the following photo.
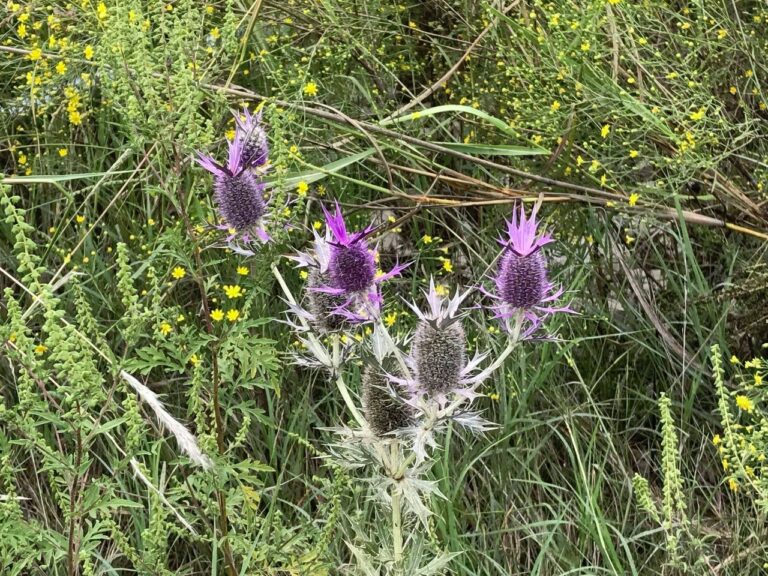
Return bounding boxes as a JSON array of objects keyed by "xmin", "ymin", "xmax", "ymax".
[
  {"xmin": 196, "ymin": 137, "xmax": 268, "ymax": 236},
  {"xmin": 488, "ymin": 202, "xmax": 573, "ymax": 336},
  {"xmin": 323, "ymin": 201, "xmax": 378, "ymax": 293},
  {"xmin": 234, "ymin": 108, "xmax": 269, "ymax": 170},
  {"xmin": 296, "ymin": 201, "xmax": 409, "ymax": 325}
]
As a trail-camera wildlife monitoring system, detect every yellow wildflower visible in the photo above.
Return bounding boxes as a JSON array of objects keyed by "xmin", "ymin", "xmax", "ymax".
[
  {"xmin": 689, "ymin": 108, "xmax": 705, "ymax": 121},
  {"xmin": 28, "ymin": 48, "xmax": 43, "ymax": 61},
  {"xmin": 628, "ymin": 193, "xmax": 640, "ymax": 207},
  {"xmin": 160, "ymin": 323, "xmax": 172, "ymax": 336},
  {"xmin": 223, "ymin": 285, "xmax": 243, "ymax": 298},
  {"xmin": 58, "ymin": 148, "xmax": 68, "ymax": 157},
  {"xmin": 736, "ymin": 395, "xmax": 754, "ymax": 413},
  {"xmin": 34, "ymin": 344, "xmax": 48, "ymax": 355},
  {"xmin": 296, "ymin": 181, "xmax": 309, "ymax": 197},
  {"xmin": 171, "ymin": 266, "xmax": 186, "ymax": 279},
  {"xmin": 384, "ymin": 312, "xmax": 397, "ymax": 327},
  {"xmin": 211, "ymin": 309, "xmax": 224, "ymax": 322},
  {"xmin": 303, "ymin": 82, "xmax": 318, "ymax": 97},
  {"xmin": 442, "ymin": 259, "xmax": 453, "ymax": 273},
  {"xmin": 312, "ymin": 220, "xmax": 322, "ymax": 230},
  {"xmin": 629, "ymin": 149, "xmax": 639, "ymax": 158},
  {"xmin": 84, "ymin": 45, "xmax": 94, "ymax": 59},
  {"xmin": 56, "ymin": 61, "xmax": 67, "ymax": 75},
  {"xmin": 712, "ymin": 434, "xmax": 721, "ymax": 446},
  {"xmin": 226, "ymin": 309, "xmax": 240, "ymax": 322},
  {"xmin": 97, "ymin": 1, "xmax": 108, "ymax": 19},
  {"xmin": 600, "ymin": 124, "xmax": 610, "ymax": 138},
  {"xmin": 189, "ymin": 354, "xmax": 200, "ymax": 366},
  {"xmin": 237, "ymin": 266, "xmax": 249, "ymax": 276},
  {"xmin": 551, "ymin": 100, "xmax": 561, "ymax": 111},
  {"xmin": 422, "ymin": 234, "xmax": 433, "ymax": 244},
  {"xmin": 76, "ymin": 215, "xmax": 85, "ymax": 224}
]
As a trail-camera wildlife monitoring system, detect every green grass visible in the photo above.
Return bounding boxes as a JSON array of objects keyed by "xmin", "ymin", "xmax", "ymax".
[{"xmin": 1, "ymin": 0, "xmax": 768, "ymax": 574}]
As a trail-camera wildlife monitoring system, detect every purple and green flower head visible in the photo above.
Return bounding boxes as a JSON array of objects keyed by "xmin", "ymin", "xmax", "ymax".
[
  {"xmin": 309, "ymin": 201, "xmax": 408, "ymax": 323},
  {"xmin": 234, "ymin": 107, "xmax": 269, "ymax": 170},
  {"xmin": 196, "ymin": 136, "xmax": 270, "ymax": 250},
  {"xmin": 488, "ymin": 201, "xmax": 573, "ymax": 337}
]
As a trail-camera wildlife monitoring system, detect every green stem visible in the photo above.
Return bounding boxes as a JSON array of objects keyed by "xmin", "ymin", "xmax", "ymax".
[
  {"xmin": 332, "ymin": 334, "xmax": 366, "ymax": 428},
  {"xmin": 271, "ymin": 262, "xmax": 366, "ymax": 428}
]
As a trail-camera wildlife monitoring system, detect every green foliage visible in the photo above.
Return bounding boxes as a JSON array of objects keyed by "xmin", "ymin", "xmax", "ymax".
[
  {"xmin": 2, "ymin": 0, "xmax": 768, "ymax": 573},
  {"xmin": 711, "ymin": 344, "xmax": 768, "ymax": 508}
]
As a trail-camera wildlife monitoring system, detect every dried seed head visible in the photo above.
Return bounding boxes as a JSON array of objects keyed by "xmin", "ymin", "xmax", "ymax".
[
  {"xmin": 412, "ymin": 319, "xmax": 466, "ymax": 396},
  {"xmin": 329, "ymin": 243, "xmax": 376, "ymax": 293},
  {"xmin": 306, "ymin": 269, "xmax": 349, "ymax": 333},
  {"xmin": 497, "ymin": 249, "xmax": 547, "ymax": 309},
  {"xmin": 213, "ymin": 171, "xmax": 267, "ymax": 231},
  {"xmin": 362, "ymin": 366, "xmax": 412, "ymax": 436}
]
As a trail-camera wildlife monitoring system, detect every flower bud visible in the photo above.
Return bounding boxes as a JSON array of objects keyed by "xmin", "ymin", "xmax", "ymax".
[
  {"xmin": 362, "ymin": 366, "xmax": 412, "ymax": 436},
  {"xmin": 412, "ymin": 320, "xmax": 466, "ymax": 396},
  {"xmin": 306, "ymin": 269, "xmax": 349, "ymax": 333}
]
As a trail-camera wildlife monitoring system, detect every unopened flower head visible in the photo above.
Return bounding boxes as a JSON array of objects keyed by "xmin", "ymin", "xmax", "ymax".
[
  {"xmin": 196, "ymin": 136, "xmax": 270, "ymax": 245},
  {"xmin": 361, "ymin": 365, "xmax": 412, "ymax": 437},
  {"xmin": 406, "ymin": 279, "xmax": 471, "ymax": 397},
  {"xmin": 234, "ymin": 107, "xmax": 269, "ymax": 170},
  {"xmin": 412, "ymin": 321, "xmax": 466, "ymax": 397},
  {"xmin": 306, "ymin": 268, "xmax": 350, "ymax": 333}
]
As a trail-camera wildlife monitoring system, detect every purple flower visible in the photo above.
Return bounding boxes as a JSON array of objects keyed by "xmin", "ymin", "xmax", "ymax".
[
  {"xmin": 487, "ymin": 202, "xmax": 572, "ymax": 337},
  {"xmin": 196, "ymin": 137, "xmax": 270, "ymax": 247},
  {"xmin": 234, "ymin": 108, "xmax": 269, "ymax": 170},
  {"xmin": 308, "ymin": 201, "xmax": 407, "ymax": 323}
]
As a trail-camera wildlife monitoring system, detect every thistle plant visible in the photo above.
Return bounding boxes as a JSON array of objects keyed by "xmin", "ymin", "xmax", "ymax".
[{"xmin": 273, "ymin": 200, "xmax": 574, "ymax": 574}]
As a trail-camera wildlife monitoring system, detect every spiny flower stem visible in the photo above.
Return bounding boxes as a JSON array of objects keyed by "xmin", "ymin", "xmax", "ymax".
[{"xmin": 272, "ymin": 263, "xmax": 366, "ymax": 427}]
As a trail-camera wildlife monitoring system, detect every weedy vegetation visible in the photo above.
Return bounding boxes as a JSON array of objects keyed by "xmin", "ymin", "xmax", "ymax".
[{"xmin": 1, "ymin": 0, "xmax": 767, "ymax": 574}]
